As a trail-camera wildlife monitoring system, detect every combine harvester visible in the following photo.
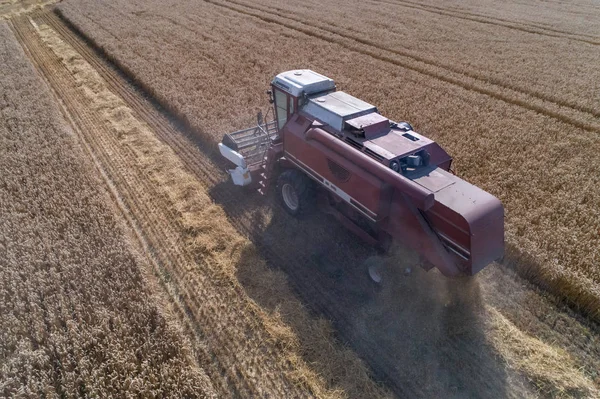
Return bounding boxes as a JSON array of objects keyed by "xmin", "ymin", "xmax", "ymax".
[{"xmin": 219, "ymin": 70, "xmax": 504, "ymax": 281}]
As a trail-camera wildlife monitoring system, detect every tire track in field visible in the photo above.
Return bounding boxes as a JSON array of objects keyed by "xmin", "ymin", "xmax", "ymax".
[
  {"xmin": 540, "ymin": 0, "xmax": 600, "ymax": 12},
  {"xmin": 11, "ymin": 16, "xmax": 316, "ymax": 399},
  {"xmin": 370, "ymin": 0, "xmax": 600, "ymax": 44},
  {"xmin": 200, "ymin": 0, "xmax": 600, "ymax": 132},
  {"xmin": 41, "ymin": 11, "xmax": 600, "ymax": 399}
]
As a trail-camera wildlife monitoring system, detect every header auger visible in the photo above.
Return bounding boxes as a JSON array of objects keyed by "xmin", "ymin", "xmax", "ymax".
[{"xmin": 219, "ymin": 70, "xmax": 504, "ymax": 280}]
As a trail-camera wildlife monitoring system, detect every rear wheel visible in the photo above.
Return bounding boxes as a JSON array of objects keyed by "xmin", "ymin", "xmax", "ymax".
[{"xmin": 277, "ymin": 169, "xmax": 315, "ymax": 217}]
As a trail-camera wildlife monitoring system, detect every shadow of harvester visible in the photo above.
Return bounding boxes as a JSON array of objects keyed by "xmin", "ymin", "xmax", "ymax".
[{"xmin": 209, "ymin": 180, "xmax": 510, "ymax": 398}]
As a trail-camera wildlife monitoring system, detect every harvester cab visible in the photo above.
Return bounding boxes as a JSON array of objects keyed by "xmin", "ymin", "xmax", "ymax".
[{"xmin": 218, "ymin": 70, "xmax": 504, "ymax": 279}]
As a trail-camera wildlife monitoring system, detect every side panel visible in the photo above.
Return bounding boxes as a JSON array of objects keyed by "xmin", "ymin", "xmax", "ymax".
[
  {"xmin": 283, "ymin": 121, "xmax": 387, "ymax": 221},
  {"xmin": 425, "ymin": 204, "xmax": 471, "ymax": 271}
]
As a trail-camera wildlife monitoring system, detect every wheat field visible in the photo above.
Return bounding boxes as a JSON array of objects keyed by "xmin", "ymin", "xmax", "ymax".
[
  {"xmin": 0, "ymin": 21, "xmax": 216, "ymax": 397},
  {"xmin": 5, "ymin": 14, "xmax": 394, "ymax": 397},
  {"xmin": 2, "ymin": 0, "xmax": 600, "ymax": 396},
  {"xmin": 54, "ymin": 0, "xmax": 600, "ymax": 321}
]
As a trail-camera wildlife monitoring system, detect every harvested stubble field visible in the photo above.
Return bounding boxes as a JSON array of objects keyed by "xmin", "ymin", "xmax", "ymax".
[
  {"xmin": 0, "ymin": 0, "xmax": 57, "ymax": 19},
  {"xmin": 0, "ymin": 21, "xmax": 215, "ymax": 397},
  {"xmin": 2, "ymin": 0, "xmax": 600, "ymax": 397},
  {"xmin": 54, "ymin": 0, "xmax": 600, "ymax": 319}
]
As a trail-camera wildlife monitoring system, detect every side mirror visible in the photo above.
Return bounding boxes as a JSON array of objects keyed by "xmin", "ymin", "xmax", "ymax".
[{"xmin": 266, "ymin": 90, "xmax": 274, "ymax": 104}]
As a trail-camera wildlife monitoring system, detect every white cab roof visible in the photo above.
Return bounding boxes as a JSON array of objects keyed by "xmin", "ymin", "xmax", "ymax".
[
  {"xmin": 272, "ymin": 70, "xmax": 335, "ymax": 97},
  {"xmin": 303, "ymin": 91, "xmax": 377, "ymax": 131}
]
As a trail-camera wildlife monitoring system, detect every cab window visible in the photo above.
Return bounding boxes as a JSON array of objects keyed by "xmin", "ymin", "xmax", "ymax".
[{"xmin": 274, "ymin": 89, "xmax": 289, "ymax": 130}]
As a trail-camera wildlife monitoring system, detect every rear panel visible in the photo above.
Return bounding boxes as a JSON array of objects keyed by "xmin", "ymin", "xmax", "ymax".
[{"xmin": 422, "ymin": 170, "xmax": 505, "ymax": 275}]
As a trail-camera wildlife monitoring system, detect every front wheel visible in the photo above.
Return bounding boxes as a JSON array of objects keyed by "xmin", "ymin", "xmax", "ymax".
[{"xmin": 276, "ymin": 169, "xmax": 315, "ymax": 217}]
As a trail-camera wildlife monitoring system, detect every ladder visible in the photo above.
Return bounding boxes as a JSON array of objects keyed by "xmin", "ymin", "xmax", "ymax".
[{"xmin": 257, "ymin": 143, "xmax": 282, "ymax": 196}]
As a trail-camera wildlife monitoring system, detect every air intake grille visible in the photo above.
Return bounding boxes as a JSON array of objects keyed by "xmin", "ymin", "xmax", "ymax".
[{"xmin": 327, "ymin": 158, "xmax": 351, "ymax": 182}]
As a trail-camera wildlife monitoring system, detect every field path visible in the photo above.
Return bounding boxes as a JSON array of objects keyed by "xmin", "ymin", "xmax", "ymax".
[
  {"xmin": 8, "ymin": 8, "xmax": 598, "ymax": 398},
  {"xmin": 0, "ymin": 19, "xmax": 219, "ymax": 397},
  {"xmin": 0, "ymin": 0, "xmax": 57, "ymax": 20}
]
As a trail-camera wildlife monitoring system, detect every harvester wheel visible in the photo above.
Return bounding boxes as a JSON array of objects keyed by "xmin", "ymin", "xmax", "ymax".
[{"xmin": 277, "ymin": 169, "xmax": 315, "ymax": 217}]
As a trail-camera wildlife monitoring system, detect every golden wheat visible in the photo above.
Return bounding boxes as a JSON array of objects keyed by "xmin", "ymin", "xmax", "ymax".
[
  {"xmin": 0, "ymin": 21, "xmax": 216, "ymax": 397},
  {"xmin": 5, "ymin": 0, "xmax": 599, "ymax": 396}
]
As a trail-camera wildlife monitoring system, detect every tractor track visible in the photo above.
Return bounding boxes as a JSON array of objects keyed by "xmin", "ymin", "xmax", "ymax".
[
  {"xmin": 11, "ymin": 15, "xmax": 314, "ymax": 398},
  {"xmin": 200, "ymin": 0, "xmax": 600, "ymax": 133},
  {"xmin": 38, "ymin": 9, "xmax": 600, "ymax": 398},
  {"xmin": 368, "ymin": 0, "xmax": 600, "ymax": 45},
  {"xmin": 539, "ymin": 0, "xmax": 600, "ymax": 13}
]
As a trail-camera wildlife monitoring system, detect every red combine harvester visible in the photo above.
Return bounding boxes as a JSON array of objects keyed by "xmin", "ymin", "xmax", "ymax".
[{"xmin": 219, "ymin": 70, "xmax": 504, "ymax": 279}]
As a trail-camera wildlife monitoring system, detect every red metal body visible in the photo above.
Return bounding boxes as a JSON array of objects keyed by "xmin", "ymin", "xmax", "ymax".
[
  {"xmin": 278, "ymin": 112, "xmax": 504, "ymax": 276},
  {"xmin": 222, "ymin": 71, "xmax": 504, "ymax": 277}
]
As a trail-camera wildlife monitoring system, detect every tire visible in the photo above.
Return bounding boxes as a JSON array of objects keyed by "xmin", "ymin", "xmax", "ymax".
[{"xmin": 276, "ymin": 169, "xmax": 315, "ymax": 217}]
